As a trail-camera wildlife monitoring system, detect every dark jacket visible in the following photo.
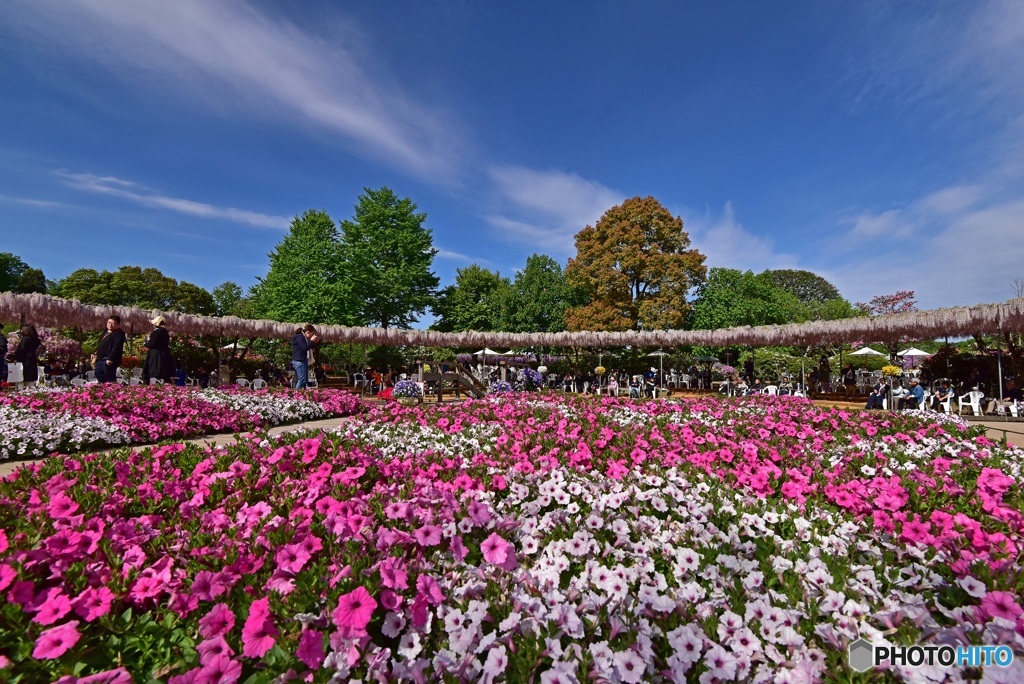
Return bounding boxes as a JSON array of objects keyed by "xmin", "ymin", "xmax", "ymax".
[
  {"xmin": 14, "ymin": 334, "xmax": 42, "ymax": 382},
  {"xmin": 142, "ymin": 327, "xmax": 173, "ymax": 383},
  {"xmin": 291, "ymin": 333, "xmax": 313, "ymax": 363},
  {"xmin": 96, "ymin": 329, "xmax": 127, "ymax": 367}
]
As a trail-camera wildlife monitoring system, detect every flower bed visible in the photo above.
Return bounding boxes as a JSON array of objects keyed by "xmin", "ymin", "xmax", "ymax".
[
  {"xmin": 0, "ymin": 394, "xmax": 1022, "ymax": 682},
  {"xmin": 0, "ymin": 385, "xmax": 363, "ymax": 460}
]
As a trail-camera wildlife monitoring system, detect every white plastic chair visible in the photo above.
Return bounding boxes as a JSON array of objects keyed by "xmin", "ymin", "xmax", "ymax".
[
  {"xmin": 85, "ymin": 370, "xmax": 96, "ymax": 381},
  {"xmin": 129, "ymin": 377, "xmax": 142, "ymax": 386},
  {"xmin": 149, "ymin": 379, "xmax": 164, "ymax": 386},
  {"xmin": 1009, "ymin": 401, "xmax": 1020, "ymax": 418},
  {"xmin": 251, "ymin": 378, "xmax": 267, "ymax": 389},
  {"xmin": 131, "ymin": 368, "xmax": 143, "ymax": 379},
  {"xmin": 938, "ymin": 393, "xmax": 955, "ymax": 414},
  {"xmin": 958, "ymin": 391, "xmax": 984, "ymax": 416},
  {"xmin": 763, "ymin": 385, "xmax": 779, "ymax": 396},
  {"xmin": 352, "ymin": 373, "xmax": 366, "ymax": 391},
  {"xmin": 236, "ymin": 378, "xmax": 250, "ymax": 388},
  {"xmin": 70, "ymin": 377, "xmax": 87, "ymax": 387}
]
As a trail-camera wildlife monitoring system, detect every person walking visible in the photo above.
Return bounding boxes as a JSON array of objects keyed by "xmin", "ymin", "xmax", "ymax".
[
  {"xmin": 291, "ymin": 325, "xmax": 319, "ymax": 389},
  {"xmin": 95, "ymin": 315, "xmax": 127, "ymax": 383},
  {"xmin": 141, "ymin": 316, "xmax": 173, "ymax": 385},
  {"xmin": 13, "ymin": 324, "xmax": 42, "ymax": 389}
]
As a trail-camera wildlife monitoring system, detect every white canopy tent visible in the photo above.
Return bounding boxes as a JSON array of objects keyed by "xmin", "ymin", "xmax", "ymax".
[{"xmin": 849, "ymin": 346, "xmax": 886, "ymax": 357}]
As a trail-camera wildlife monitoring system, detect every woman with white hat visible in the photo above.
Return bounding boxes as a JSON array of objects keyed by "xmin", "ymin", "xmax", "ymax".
[{"xmin": 142, "ymin": 316, "xmax": 174, "ymax": 385}]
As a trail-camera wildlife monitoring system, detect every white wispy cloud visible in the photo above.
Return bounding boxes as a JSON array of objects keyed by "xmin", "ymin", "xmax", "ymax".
[
  {"xmin": 829, "ymin": 187, "xmax": 1024, "ymax": 308},
  {"xmin": 484, "ymin": 166, "xmax": 623, "ymax": 255},
  {"xmin": 57, "ymin": 171, "xmax": 290, "ymax": 229},
  {"xmin": 5, "ymin": 0, "xmax": 466, "ymax": 180},
  {"xmin": 0, "ymin": 194, "xmax": 64, "ymax": 209},
  {"xmin": 684, "ymin": 202, "xmax": 798, "ymax": 274},
  {"xmin": 435, "ymin": 248, "xmax": 492, "ymax": 266}
]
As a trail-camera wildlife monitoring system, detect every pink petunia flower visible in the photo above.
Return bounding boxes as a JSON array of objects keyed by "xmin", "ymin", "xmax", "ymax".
[
  {"xmin": 191, "ymin": 571, "xmax": 228, "ymax": 602},
  {"xmin": 198, "ymin": 603, "xmax": 235, "ymax": 639},
  {"xmin": 32, "ymin": 587, "xmax": 74, "ymax": 625},
  {"xmin": 74, "ymin": 586, "xmax": 115, "ymax": 622},
  {"xmin": 481, "ymin": 532, "xmax": 510, "ymax": 565},
  {"xmin": 981, "ymin": 591, "xmax": 1023, "ymax": 621},
  {"xmin": 240, "ymin": 597, "xmax": 278, "ymax": 659},
  {"xmin": 33, "ymin": 621, "xmax": 81, "ymax": 659},
  {"xmin": 413, "ymin": 524, "xmax": 442, "ymax": 547},
  {"xmin": 295, "ymin": 629, "xmax": 325, "ymax": 669},
  {"xmin": 332, "ymin": 586, "xmax": 376, "ymax": 631},
  {"xmin": 194, "ymin": 654, "xmax": 242, "ymax": 684},
  {"xmin": 197, "ymin": 636, "xmax": 235, "ymax": 665}
]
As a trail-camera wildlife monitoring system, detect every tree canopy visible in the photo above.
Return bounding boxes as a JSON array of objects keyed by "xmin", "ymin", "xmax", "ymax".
[
  {"xmin": 432, "ymin": 264, "xmax": 508, "ymax": 332},
  {"xmin": 690, "ymin": 268, "xmax": 801, "ymax": 332},
  {"xmin": 0, "ymin": 253, "xmax": 45, "ymax": 294},
  {"xmin": 565, "ymin": 196, "xmax": 706, "ymax": 331},
  {"xmin": 250, "ymin": 209, "xmax": 356, "ymax": 326},
  {"xmin": 762, "ymin": 269, "xmax": 841, "ymax": 304},
  {"xmin": 52, "ymin": 266, "xmax": 214, "ymax": 315},
  {"xmin": 339, "ymin": 187, "xmax": 439, "ymax": 329},
  {"xmin": 501, "ymin": 254, "xmax": 581, "ymax": 333}
]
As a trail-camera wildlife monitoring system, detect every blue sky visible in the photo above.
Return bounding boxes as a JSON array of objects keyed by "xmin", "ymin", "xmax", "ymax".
[{"xmin": 2, "ymin": 0, "xmax": 1023, "ymax": 322}]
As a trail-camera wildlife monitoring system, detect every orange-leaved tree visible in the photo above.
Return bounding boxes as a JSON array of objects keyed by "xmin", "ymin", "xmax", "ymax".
[{"xmin": 564, "ymin": 196, "xmax": 706, "ymax": 331}]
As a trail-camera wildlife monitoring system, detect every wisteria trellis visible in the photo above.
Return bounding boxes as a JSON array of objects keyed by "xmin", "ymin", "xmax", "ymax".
[{"xmin": 2, "ymin": 293, "xmax": 1024, "ymax": 349}]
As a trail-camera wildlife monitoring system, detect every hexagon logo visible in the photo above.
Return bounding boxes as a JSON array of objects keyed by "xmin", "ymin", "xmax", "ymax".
[{"xmin": 848, "ymin": 638, "xmax": 875, "ymax": 672}]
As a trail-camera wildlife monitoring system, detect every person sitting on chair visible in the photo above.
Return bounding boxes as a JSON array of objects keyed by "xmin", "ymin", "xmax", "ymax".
[
  {"xmin": 865, "ymin": 378, "xmax": 889, "ymax": 410},
  {"xmin": 931, "ymin": 381, "xmax": 954, "ymax": 411},
  {"xmin": 897, "ymin": 378, "xmax": 924, "ymax": 410},
  {"xmin": 644, "ymin": 367, "xmax": 657, "ymax": 398}
]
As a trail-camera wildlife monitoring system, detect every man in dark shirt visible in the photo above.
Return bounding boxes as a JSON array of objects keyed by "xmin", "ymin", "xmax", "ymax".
[
  {"xmin": 291, "ymin": 325, "xmax": 319, "ymax": 389},
  {"xmin": 95, "ymin": 315, "xmax": 127, "ymax": 383}
]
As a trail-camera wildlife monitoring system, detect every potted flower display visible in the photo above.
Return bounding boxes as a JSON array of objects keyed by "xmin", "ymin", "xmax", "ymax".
[
  {"xmin": 392, "ymin": 378, "xmax": 422, "ymax": 406},
  {"xmin": 882, "ymin": 365, "xmax": 903, "ymax": 378}
]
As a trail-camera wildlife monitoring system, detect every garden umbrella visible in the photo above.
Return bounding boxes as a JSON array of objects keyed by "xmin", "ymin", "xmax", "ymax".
[
  {"xmin": 898, "ymin": 347, "xmax": 932, "ymax": 369},
  {"xmin": 849, "ymin": 346, "xmax": 886, "ymax": 357},
  {"xmin": 647, "ymin": 350, "xmax": 669, "ymax": 389}
]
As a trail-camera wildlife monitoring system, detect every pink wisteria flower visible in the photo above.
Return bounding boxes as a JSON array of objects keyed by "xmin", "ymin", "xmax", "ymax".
[
  {"xmin": 32, "ymin": 621, "xmax": 81, "ymax": 659},
  {"xmin": 332, "ymin": 586, "xmax": 377, "ymax": 631}
]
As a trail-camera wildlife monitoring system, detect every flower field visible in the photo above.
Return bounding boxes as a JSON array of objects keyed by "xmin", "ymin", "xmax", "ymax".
[
  {"xmin": 1, "ymin": 394, "xmax": 1023, "ymax": 682},
  {"xmin": 0, "ymin": 385, "xmax": 363, "ymax": 460}
]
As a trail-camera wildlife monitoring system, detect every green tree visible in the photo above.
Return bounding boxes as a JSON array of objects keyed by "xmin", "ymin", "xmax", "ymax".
[
  {"xmin": 212, "ymin": 281, "xmax": 256, "ymax": 318},
  {"xmin": 690, "ymin": 268, "xmax": 800, "ymax": 331},
  {"xmin": 212, "ymin": 282, "xmax": 244, "ymax": 317},
  {"xmin": 250, "ymin": 209, "xmax": 356, "ymax": 325},
  {"xmin": 52, "ymin": 266, "xmax": 213, "ymax": 313},
  {"xmin": 173, "ymin": 281, "xmax": 216, "ymax": 315},
  {"xmin": 15, "ymin": 267, "xmax": 46, "ymax": 294},
  {"xmin": 432, "ymin": 265, "xmax": 509, "ymax": 332},
  {"xmin": 339, "ymin": 187, "xmax": 439, "ymax": 328},
  {"xmin": 762, "ymin": 269, "xmax": 841, "ymax": 304},
  {"xmin": 500, "ymin": 254, "xmax": 582, "ymax": 333},
  {"xmin": 565, "ymin": 196, "xmax": 706, "ymax": 331},
  {"xmin": 0, "ymin": 253, "xmax": 29, "ymax": 293}
]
